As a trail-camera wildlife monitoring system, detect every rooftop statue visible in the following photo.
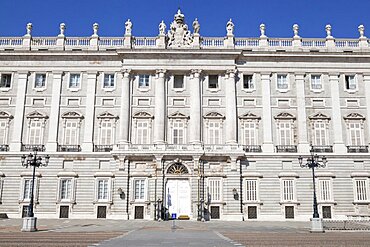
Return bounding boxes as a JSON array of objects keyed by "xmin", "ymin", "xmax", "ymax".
[
  {"xmin": 167, "ymin": 9, "xmax": 193, "ymax": 48},
  {"xmin": 226, "ymin": 18, "xmax": 234, "ymax": 36},
  {"xmin": 125, "ymin": 19, "xmax": 132, "ymax": 36},
  {"xmin": 159, "ymin": 20, "xmax": 166, "ymax": 35},
  {"xmin": 193, "ymin": 18, "xmax": 200, "ymax": 34}
]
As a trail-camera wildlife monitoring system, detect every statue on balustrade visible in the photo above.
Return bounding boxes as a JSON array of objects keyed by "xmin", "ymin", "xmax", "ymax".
[
  {"xmin": 125, "ymin": 19, "xmax": 133, "ymax": 35},
  {"xmin": 226, "ymin": 19, "xmax": 234, "ymax": 36},
  {"xmin": 159, "ymin": 20, "xmax": 166, "ymax": 35},
  {"xmin": 193, "ymin": 18, "xmax": 200, "ymax": 34}
]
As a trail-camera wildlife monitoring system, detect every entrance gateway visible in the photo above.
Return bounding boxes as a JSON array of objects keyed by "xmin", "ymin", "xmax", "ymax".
[{"xmin": 165, "ymin": 163, "xmax": 191, "ymax": 219}]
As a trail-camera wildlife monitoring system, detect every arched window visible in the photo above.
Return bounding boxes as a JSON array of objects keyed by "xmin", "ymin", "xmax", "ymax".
[{"xmin": 167, "ymin": 163, "xmax": 189, "ymax": 175}]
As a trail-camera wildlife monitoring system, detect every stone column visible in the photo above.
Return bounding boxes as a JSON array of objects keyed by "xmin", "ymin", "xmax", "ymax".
[
  {"xmin": 364, "ymin": 74, "xmax": 370, "ymax": 146},
  {"xmin": 189, "ymin": 69, "xmax": 202, "ymax": 144},
  {"xmin": 10, "ymin": 72, "xmax": 28, "ymax": 151},
  {"xmin": 295, "ymin": 73, "xmax": 310, "ymax": 153},
  {"xmin": 118, "ymin": 69, "xmax": 131, "ymax": 145},
  {"xmin": 82, "ymin": 72, "xmax": 97, "ymax": 152},
  {"xmin": 153, "ymin": 69, "xmax": 166, "ymax": 144},
  {"xmin": 46, "ymin": 72, "xmax": 63, "ymax": 151},
  {"xmin": 329, "ymin": 73, "xmax": 346, "ymax": 153},
  {"xmin": 261, "ymin": 73, "xmax": 274, "ymax": 152},
  {"xmin": 225, "ymin": 69, "xmax": 237, "ymax": 144}
]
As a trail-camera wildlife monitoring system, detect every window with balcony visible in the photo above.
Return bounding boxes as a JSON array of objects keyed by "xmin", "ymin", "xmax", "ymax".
[
  {"xmin": 204, "ymin": 112, "xmax": 224, "ymax": 145},
  {"xmin": 345, "ymin": 75, "xmax": 357, "ymax": 91},
  {"xmin": 103, "ymin": 73, "xmax": 115, "ymax": 89},
  {"xmin": 0, "ymin": 73, "xmax": 12, "ymax": 89},
  {"xmin": 239, "ymin": 112, "xmax": 261, "ymax": 152},
  {"xmin": 208, "ymin": 178, "xmax": 222, "ymax": 202},
  {"xmin": 168, "ymin": 112, "xmax": 188, "ymax": 145},
  {"xmin": 133, "ymin": 178, "xmax": 146, "ymax": 201},
  {"xmin": 344, "ymin": 113, "xmax": 367, "ymax": 153},
  {"xmin": 309, "ymin": 113, "xmax": 331, "ymax": 152},
  {"xmin": 275, "ymin": 113, "xmax": 296, "ymax": 152},
  {"xmin": 23, "ymin": 111, "xmax": 48, "ymax": 151},
  {"xmin": 59, "ymin": 111, "xmax": 83, "ymax": 152},
  {"xmin": 0, "ymin": 111, "xmax": 12, "ymax": 151},
  {"xmin": 95, "ymin": 112, "xmax": 118, "ymax": 152},
  {"xmin": 243, "ymin": 74, "xmax": 254, "ymax": 90},
  {"xmin": 132, "ymin": 112, "xmax": 153, "ymax": 145},
  {"xmin": 310, "ymin": 75, "xmax": 322, "ymax": 91},
  {"xmin": 138, "ymin": 74, "xmax": 150, "ymax": 88}
]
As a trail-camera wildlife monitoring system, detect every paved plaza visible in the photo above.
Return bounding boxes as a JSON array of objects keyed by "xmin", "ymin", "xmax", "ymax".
[{"xmin": 1, "ymin": 219, "xmax": 370, "ymax": 246}]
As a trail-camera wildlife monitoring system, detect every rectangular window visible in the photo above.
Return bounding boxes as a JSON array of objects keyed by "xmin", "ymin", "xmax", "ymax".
[
  {"xmin": 345, "ymin": 75, "xmax": 357, "ymax": 90},
  {"xmin": 246, "ymin": 179, "xmax": 257, "ymax": 201},
  {"xmin": 97, "ymin": 179, "xmax": 109, "ymax": 200},
  {"xmin": 349, "ymin": 122, "xmax": 363, "ymax": 146},
  {"xmin": 60, "ymin": 179, "xmax": 72, "ymax": 200},
  {"xmin": 23, "ymin": 179, "xmax": 33, "ymax": 200},
  {"xmin": 138, "ymin": 75, "xmax": 150, "ymax": 88},
  {"xmin": 311, "ymin": 75, "xmax": 322, "ymax": 90},
  {"xmin": 28, "ymin": 120, "xmax": 43, "ymax": 145},
  {"xmin": 69, "ymin": 74, "xmax": 81, "ymax": 88},
  {"xmin": 64, "ymin": 121, "xmax": 78, "ymax": 145},
  {"xmin": 0, "ymin": 120, "xmax": 7, "ymax": 145},
  {"xmin": 136, "ymin": 121, "xmax": 149, "ymax": 144},
  {"xmin": 174, "ymin": 75, "xmax": 184, "ymax": 89},
  {"xmin": 100, "ymin": 120, "xmax": 113, "ymax": 145},
  {"xmin": 244, "ymin": 122, "xmax": 256, "ymax": 145},
  {"xmin": 172, "ymin": 121, "xmax": 184, "ymax": 144},
  {"xmin": 319, "ymin": 179, "xmax": 332, "ymax": 201},
  {"xmin": 243, "ymin": 75, "xmax": 254, "ymax": 90},
  {"xmin": 277, "ymin": 74, "xmax": 288, "ymax": 90},
  {"xmin": 282, "ymin": 179, "xmax": 294, "ymax": 201},
  {"xmin": 208, "ymin": 178, "xmax": 221, "ymax": 202},
  {"xmin": 354, "ymin": 179, "xmax": 368, "ymax": 201},
  {"xmin": 103, "ymin": 74, "xmax": 115, "ymax": 88},
  {"xmin": 208, "ymin": 75, "xmax": 218, "ymax": 89},
  {"xmin": 313, "ymin": 121, "xmax": 327, "ymax": 146},
  {"xmin": 208, "ymin": 121, "xmax": 221, "ymax": 144},
  {"xmin": 0, "ymin": 74, "xmax": 12, "ymax": 88},
  {"xmin": 134, "ymin": 179, "xmax": 145, "ymax": 200},
  {"xmin": 35, "ymin": 73, "xmax": 46, "ymax": 88},
  {"xmin": 279, "ymin": 122, "xmax": 292, "ymax": 145}
]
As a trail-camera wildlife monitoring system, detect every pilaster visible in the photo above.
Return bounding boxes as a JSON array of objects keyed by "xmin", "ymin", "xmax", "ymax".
[
  {"xmin": 189, "ymin": 69, "xmax": 202, "ymax": 144},
  {"xmin": 295, "ymin": 73, "xmax": 310, "ymax": 153},
  {"xmin": 118, "ymin": 69, "xmax": 131, "ymax": 146},
  {"xmin": 153, "ymin": 69, "xmax": 166, "ymax": 144},
  {"xmin": 261, "ymin": 73, "xmax": 274, "ymax": 152},
  {"xmin": 364, "ymin": 74, "xmax": 370, "ymax": 146},
  {"xmin": 225, "ymin": 69, "xmax": 237, "ymax": 144}
]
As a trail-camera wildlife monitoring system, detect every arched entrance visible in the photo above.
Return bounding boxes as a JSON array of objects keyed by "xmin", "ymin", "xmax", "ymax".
[{"xmin": 165, "ymin": 163, "xmax": 191, "ymax": 219}]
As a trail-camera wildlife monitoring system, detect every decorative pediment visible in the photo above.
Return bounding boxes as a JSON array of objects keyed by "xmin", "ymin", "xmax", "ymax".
[
  {"xmin": 274, "ymin": 112, "xmax": 296, "ymax": 120},
  {"xmin": 61, "ymin": 111, "xmax": 83, "ymax": 119},
  {"xmin": 26, "ymin": 110, "xmax": 48, "ymax": 119},
  {"xmin": 309, "ymin": 112, "xmax": 330, "ymax": 120},
  {"xmin": 168, "ymin": 111, "xmax": 189, "ymax": 119},
  {"xmin": 133, "ymin": 111, "xmax": 153, "ymax": 119},
  {"xmin": 344, "ymin": 113, "xmax": 365, "ymax": 120},
  {"xmin": 204, "ymin": 112, "xmax": 225, "ymax": 119},
  {"xmin": 0, "ymin": 111, "xmax": 13, "ymax": 119},
  {"xmin": 97, "ymin": 111, "xmax": 118, "ymax": 119},
  {"xmin": 239, "ymin": 112, "xmax": 261, "ymax": 120}
]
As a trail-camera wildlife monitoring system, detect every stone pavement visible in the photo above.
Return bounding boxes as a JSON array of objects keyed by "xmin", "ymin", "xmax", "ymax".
[{"xmin": 0, "ymin": 219, "xmax": 370, "ymax": 246}]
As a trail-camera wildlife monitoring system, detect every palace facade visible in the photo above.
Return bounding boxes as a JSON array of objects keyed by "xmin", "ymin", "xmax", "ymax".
[{"xmin": 0, "ymin": 10, "xmax": 370, "ymax": 221}]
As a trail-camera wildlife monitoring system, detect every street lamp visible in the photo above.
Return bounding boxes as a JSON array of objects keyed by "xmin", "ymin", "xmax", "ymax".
[
  {"xmin": 298, "ymin": 146, "xmax": 327, "ymax": 233},
  {"xmin": 21, "ymin": 148, "xmax": 49, "ymax": 232}
]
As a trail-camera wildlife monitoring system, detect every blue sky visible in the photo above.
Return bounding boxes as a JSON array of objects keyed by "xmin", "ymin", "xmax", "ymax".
[{"xmin": 0, "ymin": 0, "xmax": 369, "ymax": 38}]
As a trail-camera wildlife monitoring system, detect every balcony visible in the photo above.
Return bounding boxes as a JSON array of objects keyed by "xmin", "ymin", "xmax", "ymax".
[
  {"xmin": 0, "ymin": 144, "xmax": 9, "ymax": 152},
  {"xmin": 21, "ymin": 144, "xmax": 45, "ymax": 152},
  {"xmin": 94, "ymin": 145, "xmax": 113, "ymax": 152},
  {"xmin": 57, "ymin": 145, "xmax": 81, "ymax": 152},
  {"xmin": 276, "ymin": 145, "xmax": 297, "ymax": 153},
  {"xmin": 347, "ymin": 146, "xmax": 369, "ymax": 153},
  {"xmin": 243, "ymin": 145, "xmax": 262, "ymax": 152},
  {"xmin": 311, "ymin": 145, "xmax": 333, "ymax": 153}
]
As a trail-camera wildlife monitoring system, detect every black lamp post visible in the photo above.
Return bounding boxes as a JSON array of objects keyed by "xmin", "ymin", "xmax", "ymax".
[
  {"xmin": 21, "ymin": 148, "xmax": 49, "ymax": 218},
  {"xmin": 298, "ymin": 147, "xmax": 327, "ymax": 219}
]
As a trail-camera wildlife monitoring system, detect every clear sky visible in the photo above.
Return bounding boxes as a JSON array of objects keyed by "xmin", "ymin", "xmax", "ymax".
[{"xmin": 0, "ymin": 0, "xmax": 369, "ymax": 38}]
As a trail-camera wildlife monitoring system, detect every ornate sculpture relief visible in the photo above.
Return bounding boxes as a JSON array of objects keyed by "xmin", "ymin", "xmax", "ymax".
[{"xmin": 167, "ymin": 9, "xmax": 193, "ymax": 48}]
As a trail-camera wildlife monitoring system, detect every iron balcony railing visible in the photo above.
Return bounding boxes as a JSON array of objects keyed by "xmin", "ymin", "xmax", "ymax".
[
  {"xmin": 311, "ymin": 145, "xmax": 333, "ymax": 153},
  {"xmin": 57, "ymin": 145, "xmax": 81, "ymax": 152},
  {"xmin": 21, "ymin": 144, "xmax": 45, "ymax": 152},
  {"xmin": 243, "ymin": 145, "xmax": 262, "ymax": 152},
  {"xmin": 94, "ymin": 145, "xmax": 113, "ymax": 152},
  {"xmin": 276, "ymin": 145, "xmax": 298, "ymax": 153},
  {"xmin": 347, "ymin": 145, "xmax": 369, "ymax": 153}
]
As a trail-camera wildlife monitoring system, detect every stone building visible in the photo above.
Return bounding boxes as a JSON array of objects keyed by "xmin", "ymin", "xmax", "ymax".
[{"xmin": 0, "ymin": 10, "xmax": 369, "ymax": 221}]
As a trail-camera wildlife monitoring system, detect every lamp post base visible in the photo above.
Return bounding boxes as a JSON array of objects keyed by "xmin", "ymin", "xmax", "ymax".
[
  {"xmin": 310, "ymin": 218, "xmax": 324, "ymax": 233},
  {"xmin": 21, "ymin": 217, "xmax": 37, "ymax": 232}
]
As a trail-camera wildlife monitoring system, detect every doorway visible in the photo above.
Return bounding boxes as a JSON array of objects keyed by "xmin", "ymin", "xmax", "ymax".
[{"xmin": 165, "ymin": 179, "xmax": 191, "ymax": 218}]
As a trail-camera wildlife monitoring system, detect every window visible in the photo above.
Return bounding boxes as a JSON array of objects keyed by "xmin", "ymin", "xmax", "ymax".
[
  {"xmin": 23, "ymin": 179, "xmax": 33, "ymax": 200},
  {"xmin": 0, "ymin": 120, "xmax": 8, "ymax": 145},
  {"xmin": 28, "ymin": 120, "xmax": 43, "ymax": 145},
  {"xmin": 64, "ymin": 121, "xmax": 79, "ymax": 145},
  {"xmin": 172, "ymin": 120, "xmax": 185, "ymax": 144},
  {"xmin": 278, "ymin": 122, "xmax": 292, "ymax": 145},
  {"xmin": 208, "ymin": 75, "xmax": 218, "ymax": 89},
  {"xmin": 97, "ymin": 179, "xmax": 109, "ymax": 200},
  {"xmin": 318, "ymin": 179, "xmax": 332, "ymax": 201},
  {"xmin": 0, "ymin": 74, "xmax": 12, "ymax": 89},
  {"xmin": 245, "ymin": 179, "xmax": 258, "ymax": 201},
  {"xmin": 69, "ymin": 74, "xmax": 81, "ymax": 89},
  {"xmin": 277, "ymin": 74, "xmax": 288, "ymax": 90},
  {"xmin": 134, "ymin": 179, "xmax": 145, "ymax": 200},
  {"xmin": 354, "ymin": 179, "xmax": 368, "ymax": 202},
  {"xmin": 345, "ymin": 75, "xmax": 357, "ymax": 91},
  {"xmin": 349, "ymin": 122, "xmax": 363, "ymax": 146},
  {"xmin": 34, "ymin": 73, "xmax": 46, "ymax": 89},
  {"xmin": 313, "ymin": 121, "xmax": 328, "ymax": 146},
  {"xmin": 174, "ymin": 75, "xmax": 184, "ymax": 89},
  {"xmin": 208, "ymin": 121, "xmax": 222, "ymax": 144},
  {"xmin": 243, "ymin": 122, "xmax": 257, "ymax": 145},
  {"xmin": 311, "ymin": 75, "xmax": 322, "ymax": 90},
  {"xmin": 208, "ymin": 178, "xmax": 221, "ymax": 202},
  {"xmin": 138, "ymin": 75, "xmax": 150, "ymax": 88},
  {"xmin": 99, "ymin": 120, "xmax": 113, "ymax": 145},
  {"xmin": 136, "ymin": 120, "xmax": 149, "ymax": 144},
  {"xmin": 60, "ymin": 179, "xmax": 72, "ymax": 200},
  {"xmin": 282, "ymin": 179, "xmax": 295, "ymax": 202},
  {"xmin": 243, "ymin": 75, "xmax": 254, "ymax": 90},
  {"xmin": 103, "ymin": 73, "xmax": 115, "ymax": 89}
]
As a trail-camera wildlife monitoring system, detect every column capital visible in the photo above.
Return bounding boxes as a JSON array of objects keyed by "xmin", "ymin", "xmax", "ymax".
[
  {"xmin": 190, "ymin": 69, "xmax": 202, "ymax": 78},
  {"xmin": 51, "ymin": 71, "xmax": 64, "ymax": 76},
  {"xmin": 294, "ymin": 72, "xmax": 306, "ymax": 78},
  {"xmin": 155, "ymin": 69, "xmax": 167, "ymax": 77},
  {"xmin": 121, "ymin": 69, "xmax": 131, "ymax": 78},
  {"xmin": 225, "ymin": 69, "xmax": 236, "ymax": 78},
  {"xmin": 328, "ymin": 73, "xmax": 340, "ymax": 78}
]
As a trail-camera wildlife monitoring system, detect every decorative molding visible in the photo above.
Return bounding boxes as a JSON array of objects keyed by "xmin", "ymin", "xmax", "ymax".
[
  {"xmin": 0, "ymin": 111, "xmax": 13, "ymax": 119},
  {"xmin": 97, "ymin": 111, "xmax": 118, "ymax": 119},
  {"xmin": 344, "ymin": 113, "xmax": 365, "ymax": 120},
  {"xmin": 203, "ymin": 112, "xmax": 225, "ymax": 119},
  {"xmin": 274, "ymin": 112, "xmax": 296, "ymax": 120},
  {"xmin": 61, "ymin": 111, "xmax": 83, "ymax": 119},
  {"xmin": 239, "ymin": 112, "xmax": 261, "ymax": 120},
  {"xmin": 133, "ymin": 111, "xmax": 153, "ymax": 119},
  {"xmin": 26, "ymin": 110, "xmax": 48, "ymax": 119},
  {"xmin": 309, "ymin": 112, "xmax": 331, "ymax": 120},
  {"xmin": 168, "ymin": 111, "xmax": 189, "ymax": 119}
]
